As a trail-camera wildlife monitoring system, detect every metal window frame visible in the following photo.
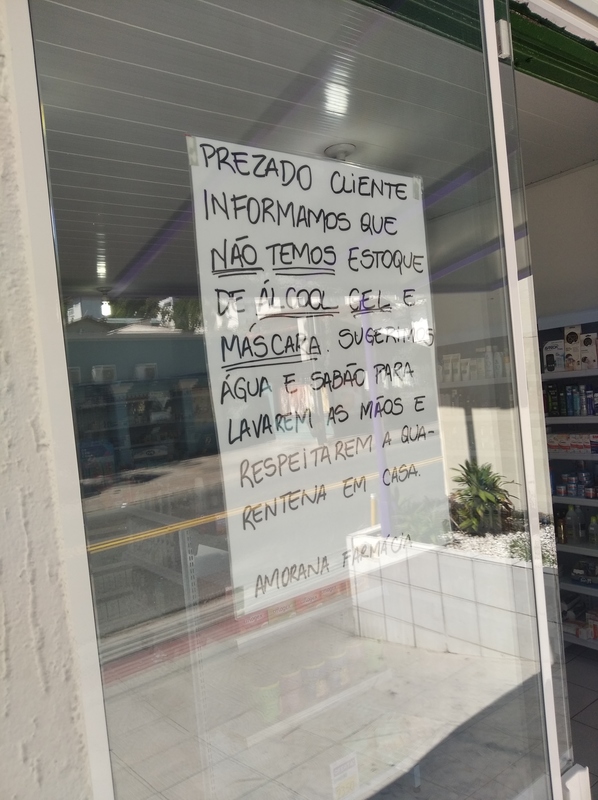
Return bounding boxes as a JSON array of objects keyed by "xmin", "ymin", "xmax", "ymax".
[
  {"xmin": 480, "ymin": 1, "xmax": 564, "ymax": 797},
  {"xmin": 4, "ymin": 0, "xmax": 571, "ymax": 797}
]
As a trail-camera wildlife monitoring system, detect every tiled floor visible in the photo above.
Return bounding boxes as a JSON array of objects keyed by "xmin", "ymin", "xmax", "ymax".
[
  {"xmin": 565, "ymin": 643, "xmax": 598, "ymax": 800},
  {"xmin": 104, "ymin": 599, "xmax": 551, "ymax": 800},
  {"xmin": 98, "ymin": 569, "xmax": 598, "ymax": 800}
]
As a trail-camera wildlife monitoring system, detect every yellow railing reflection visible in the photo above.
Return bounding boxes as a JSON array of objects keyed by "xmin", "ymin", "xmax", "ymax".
[{"xmin": 86, "ymin": 456, "xmax": 443, "ymax": 553}]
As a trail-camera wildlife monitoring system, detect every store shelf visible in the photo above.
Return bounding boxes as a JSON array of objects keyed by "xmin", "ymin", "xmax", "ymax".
[
  {"xmin": 563, "ymin": 632, "xmax": 598, "ymax": 650},
  {"xmin": 80, "ymin": 422, "xmax": 174, "ymax": 435},
  {"xmin": 438, "ymin": 377, "xmax": 511, "ymax": 389},
  {"xmin": 545, "ymin": 417, "xmax": 598, "ymax": 425},
  {"xmin": 552, "ymin": 496, "xmax": 598, "ymax": 508},
  {"xmin": 542, "ymin": 368, "xmax": 598, "ymax": 382},
  {"xmin": 558, "ymin": 543, "xmax": 598, "ymax": 557},
  {"xmin": 549, "ymin": 453, "xmax": 598, "ymax": 461},
  {"xmin": 559, "ymin": 580, "xmax": 598, "ymax": 598}
]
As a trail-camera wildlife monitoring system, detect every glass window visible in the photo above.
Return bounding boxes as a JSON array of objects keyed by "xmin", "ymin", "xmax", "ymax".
[{"xmin": 29, "ymin": 1, "xmax": 562, "ymax": 797}]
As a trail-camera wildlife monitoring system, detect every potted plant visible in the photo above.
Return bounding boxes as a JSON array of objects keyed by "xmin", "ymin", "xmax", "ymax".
[{"xmin": 450, "ymin": 460, "xmax": 516, "ymax": 535}]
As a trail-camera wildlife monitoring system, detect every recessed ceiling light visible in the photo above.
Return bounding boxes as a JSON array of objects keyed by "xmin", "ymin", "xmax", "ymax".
[{"xmin": 325, "ymin": 82, "xmax": 349, "ymax": 115}]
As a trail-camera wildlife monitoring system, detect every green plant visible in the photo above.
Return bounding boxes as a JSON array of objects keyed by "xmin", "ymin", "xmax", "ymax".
[{"xmin": 450, "ymin": 460, "xmax": 516, "ymax": 535}]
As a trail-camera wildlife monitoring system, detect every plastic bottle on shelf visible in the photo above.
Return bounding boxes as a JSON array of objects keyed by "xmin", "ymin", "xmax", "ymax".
[
  {"xmin": 565, "ymin": 505, "xmax": 580, "ymax": 542},
  {"xmin": 576, "ymin": 505, "xmax": 587, "ymax": 542},
  {"xmin": 493, "ymin": 348, "xmax": 503, "ymax": 379},
  {"xmin": 556, "ymin": 515, "xmax": 566, "ymax": 544},
  {"xmin": 589, "ymin": 516, "xmax": 598, "ymax": 546},
  {"xmin": 566, "ymin": 385, "xmax": 574, "ymax": 416},
  {"xmin": 572, "ymin": 386, "xmax": 581, "ymax": 416},
  {"xmin": 485, "ymin": 346, "xmax": 494, "ymax": 379}
]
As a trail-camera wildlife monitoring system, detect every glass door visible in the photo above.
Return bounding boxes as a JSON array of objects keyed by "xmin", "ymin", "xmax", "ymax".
[{"xmin": 28, "ymin": 0, "xmax": 567, "ymax": 797}]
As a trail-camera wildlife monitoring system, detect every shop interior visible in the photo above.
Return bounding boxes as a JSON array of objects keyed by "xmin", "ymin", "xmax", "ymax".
[
  {"xmin": 27, "ymin": 0, "xmax": 598, "ymax": 797},
  {"xmin": 524, "ymin": 86, "xmax": 598, "ymax": 779}
]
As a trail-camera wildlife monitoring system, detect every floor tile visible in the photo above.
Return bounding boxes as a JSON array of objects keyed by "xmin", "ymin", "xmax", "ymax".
[
  {"xmin": 105, "ymin": 691, "xmax": 165, "ymax": 736},
  {"xmin": 425, "ymin": 758, "xmax": 493, "ymax": 797},
  {"xmin": 110, "ymin": 717, "xmax": 189, "ymax": 765},
  {"xmin": 235, "ymin": 728, "xmax": 331, "ymax": 780},
  {"xmin": 347, "ymin": 712, "xmax": 453, "ymax": 770},
  {"xmin": 493, "ymin": 743, "xmax": 549, "ymax": 795},
  {"xmin": 571, "ymin": 721, "xmax": 598, "ymax": 776},
  {"xmin": 137, "ymin": 673, "xmax": 195, "ymax": 714},
  {"xmin": 566, "ymin": 658, "xmax": 598, "ymax": 692},
  {"xmin": 239, "ymin": 782, "xmax": 306, "ymax": 799},
  {"xmin": 277, "ymin": 743, "xmax": 388, "ymax": 800},
  {"xmin": 111, "ymin": 762, "xmax": 157, "ymax": 800},
  {"xmin": 162, "ymin": 701, "xmax": 203, "ymax": 734},
  {"xmin": 301, "ymin": 702, "xmax": 384, "ymax": 743},
  {"xmin": 565, "ymin": 644, "xmax": 585, "ymax": 663},
  {"xmin": 373, "ymin": 773, "xmax": 461, "ymax": 799},
  {"xmin": 573, "ymin": 696, "xmax": 598, "ymax": 728},
  {"xmin": 163, "ymin": 758, "xmax": 267, "ymax": 800},
  {"xmin": 129, "ymin": 736, "xmax": 226, "ymax": 792},
  {"xmin": 469, "ymin": 777, "xmax": 531, "ymax": 800},
  {"xmin": 572, "ymin": 648, "xmax": 598, "ymax": 664},
  {"xmin": 478, "ymin": 696, "xmax": 544, "ymax": 743}
]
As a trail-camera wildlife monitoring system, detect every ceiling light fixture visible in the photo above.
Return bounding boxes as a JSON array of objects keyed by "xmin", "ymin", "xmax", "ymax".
[
  {"xmin": 97, "ymin": 287, "xmax": 112, "ymax": 317},
  {"xmin": 96, "ymin": 231, "xmax": 107, "ymax": 279},
  {"xmin": 324, "ymin": 143, "xmax": 356, "ymax": 161},
  {"xmin": 325, "ymin": 82, "xmax": 349, "ymax": 115}
]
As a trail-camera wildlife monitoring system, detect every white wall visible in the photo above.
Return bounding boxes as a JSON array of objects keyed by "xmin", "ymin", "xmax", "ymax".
[
  {"xmin": 351, "ymin": 535, "xmax": 558, "ymax": 662},
  {"xmin": 527, "ymin": 162, "xmax": 598, "ymax": 320},
  {"xmin": 0, "ymin": 2, "xmax": 94, "ymax": 796}
]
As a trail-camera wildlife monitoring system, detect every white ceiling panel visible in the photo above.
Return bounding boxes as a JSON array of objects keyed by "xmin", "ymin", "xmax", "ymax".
[
  {"xmin": 33, "ymin": 0, "xmax": 338, "ymax": 77},
  {"xmin": 28, "ymin": 0, "xmax": 598, "ymax": 304},
  {"xmin": 50, "ymin": 187, "xmax": 186, "ymax": 213},
  {"xmin": 45, "ymin": 131, "xmax": 189, "ymax": 171},
  {"xmin": 47, "ymin": 152, "xmax": 189, "ymax": 185}
]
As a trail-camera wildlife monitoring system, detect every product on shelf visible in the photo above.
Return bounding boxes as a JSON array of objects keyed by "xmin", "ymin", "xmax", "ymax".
[
  {"xmin": 544, "ymin": 382, "xmax": 598, "ymax": 416},
  {"xmin": 460, "ymin": 358, "xmax": 470, "ymax": 382},
  {"xmin": 565, "ymin": 326, "xmax": 582, "ymax": 371},
  {"xmin": 543, "ymin": 340, "xmax": 564, "ymax": 372},
  {"xmin": 565, "ymin": 506, "xmax": 581, "ymax": 540},
  {"xmin": 563, "ymin": 620, "xmax": 594, "ymax": 639},
  {"xmin": 582, "ymin": 334, "xmax": 598, "ymax": 370},
  {"xmin": 542, "ymin": 325, "xmax": 598, "ymax": 374},
  {"xmin": 439, "ymin": 342, "xmax": 511, "ymax": 384},
  {"xmin": 542, "ymin": 326, "xmax": 598, "ymax": 649},
  {"xmin": 571, "ymin": 559, "xmax": 598, "ymax": 584},
  {"xmin": 586, "ymin": 609, "xmax": 598, "ymax": 637},
  {"xmin": 546, "ymin": 433, "xmax": 592, "ymax": 454}
]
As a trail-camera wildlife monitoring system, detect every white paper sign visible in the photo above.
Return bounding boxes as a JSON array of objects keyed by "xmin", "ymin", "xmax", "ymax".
[{"xmin": 188, "ymin": 136, "xmax": 448, "ymax": 614}]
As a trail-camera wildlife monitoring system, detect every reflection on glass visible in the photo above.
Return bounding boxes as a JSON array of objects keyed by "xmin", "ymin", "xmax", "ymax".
[{"xmin": 29, "ymin": 0, "xmax": 561, "ymax": 797}]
